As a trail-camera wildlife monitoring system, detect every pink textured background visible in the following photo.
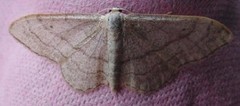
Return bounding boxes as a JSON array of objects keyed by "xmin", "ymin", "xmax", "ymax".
[{"xmin": 0, "ymin": 0, "xmax": 240, "ymax": 105}]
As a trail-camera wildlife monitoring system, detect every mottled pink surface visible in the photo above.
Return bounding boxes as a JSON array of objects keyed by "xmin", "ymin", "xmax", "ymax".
[{"xmin": 0, "ymin": 0, "xmax": 240, "ymax": 105}]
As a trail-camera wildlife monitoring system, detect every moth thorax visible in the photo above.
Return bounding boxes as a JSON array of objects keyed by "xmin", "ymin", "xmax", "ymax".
[{"xmin": 107, "ymin": 12, "xmax": 123, "ymax": 31}]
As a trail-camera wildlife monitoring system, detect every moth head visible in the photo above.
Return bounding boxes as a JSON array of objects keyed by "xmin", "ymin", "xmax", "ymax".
[{"xmin": 109, "ymin": 8, "xmax": 123, "ymax": 13}]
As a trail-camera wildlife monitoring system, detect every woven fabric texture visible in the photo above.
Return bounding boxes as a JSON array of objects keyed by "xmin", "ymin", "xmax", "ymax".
[{"xmin": 0, "ymin": 0, "xmax": 239, "ymax": 106}]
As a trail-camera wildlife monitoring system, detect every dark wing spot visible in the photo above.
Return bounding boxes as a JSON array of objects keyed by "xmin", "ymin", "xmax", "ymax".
[{"xmin": 182, "ymin": 28, "xmax": 186, "ymax": 31}]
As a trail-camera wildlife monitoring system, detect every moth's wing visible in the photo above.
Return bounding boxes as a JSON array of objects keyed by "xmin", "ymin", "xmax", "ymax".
[
  {"xmin": 10, "ymin": 14, "xmax": 109, "ymax": 91},
  {"xmin": 122, "ymin": 14, "xmax": 232, "ymax": 92}
]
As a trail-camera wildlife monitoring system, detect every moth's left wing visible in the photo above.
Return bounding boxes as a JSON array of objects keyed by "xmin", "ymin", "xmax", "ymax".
[
  {"xmin": 121, "ymin": 14, "xmax": 232, "ymax": 92},
  {"xmin": 9, "ymin": 14, "xmax": 110, "ymax": 91}
]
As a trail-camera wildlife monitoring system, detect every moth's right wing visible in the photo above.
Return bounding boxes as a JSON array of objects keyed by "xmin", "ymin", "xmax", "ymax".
[
  {"xmin": 121, "ymin": 14, "xmax": 232, "ymax": 92},
  {"xmin": 10, "ymin": 14, "xmax": 109, "ymax": 91}
]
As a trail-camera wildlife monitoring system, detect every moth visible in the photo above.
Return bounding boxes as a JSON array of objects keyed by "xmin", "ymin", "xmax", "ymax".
[{"xmin": 9, "ymin": 8, "xmax": 232, "ymax": 93}]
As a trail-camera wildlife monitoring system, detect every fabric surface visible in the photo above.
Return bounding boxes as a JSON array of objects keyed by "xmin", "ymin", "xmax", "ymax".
[{"xmin": 0, "ymin": 0, "xmax": 240, "ymax": 105}]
